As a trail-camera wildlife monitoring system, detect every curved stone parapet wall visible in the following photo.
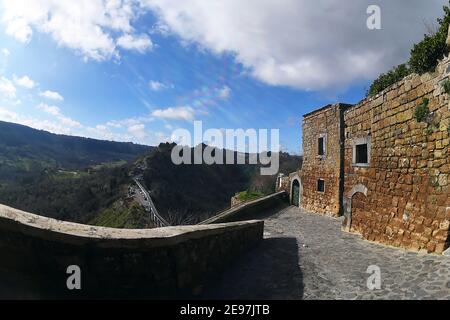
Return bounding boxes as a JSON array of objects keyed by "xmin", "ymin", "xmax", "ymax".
[{"xmin": 0, "ymin": 204, "xmax": 263, "ymax": 299}]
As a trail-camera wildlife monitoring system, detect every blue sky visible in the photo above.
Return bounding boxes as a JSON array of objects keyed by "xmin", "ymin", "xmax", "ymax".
[{"xmin": 0, "ymin": 0, "xmax": 446, "ymax": 154}]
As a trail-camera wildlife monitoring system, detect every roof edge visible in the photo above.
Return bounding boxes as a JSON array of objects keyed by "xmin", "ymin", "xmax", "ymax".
[{"xmin": 302, "ymin": 103, "xmax": 353, "ymax": 119}]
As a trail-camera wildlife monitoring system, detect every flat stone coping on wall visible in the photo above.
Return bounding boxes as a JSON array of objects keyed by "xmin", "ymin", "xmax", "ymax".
[
  {"xmin": 200, "ymin": 191, "xmax": 286, "ymax": 225},
  {"xmin": 0, "ymin": 204, "xmax": 263, "ymax": 248}
]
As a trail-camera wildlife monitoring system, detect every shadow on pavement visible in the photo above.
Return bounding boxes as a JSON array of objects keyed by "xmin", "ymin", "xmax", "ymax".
[{"xmin": 202, "ymin": 237, "xmax": 303, "ymax": 300}]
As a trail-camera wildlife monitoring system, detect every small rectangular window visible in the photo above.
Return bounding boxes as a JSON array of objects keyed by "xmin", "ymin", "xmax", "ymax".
[
  {"xmin": 317, "ymin": 179, "xmax": 325, "ymax": 192},
  {"xmin": 318, "ymin": 137, "xmax": 324, "ymax": 156},
  {"xmin": 355, "ymin": 144, "xmax": 368, "ymax": 164}
]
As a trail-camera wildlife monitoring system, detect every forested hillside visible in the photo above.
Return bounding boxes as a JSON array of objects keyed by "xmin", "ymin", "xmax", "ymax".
[{"xmin": 0, "ymin": 120, "xmax": 152, "ymax": 182}]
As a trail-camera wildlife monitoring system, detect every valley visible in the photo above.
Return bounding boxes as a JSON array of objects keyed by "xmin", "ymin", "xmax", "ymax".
[{"xmin": 0, "ymin": 121, "xmax": 302, "ymax": 228}]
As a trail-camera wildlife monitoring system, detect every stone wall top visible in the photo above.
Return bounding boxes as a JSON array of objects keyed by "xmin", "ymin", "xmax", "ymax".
[
  {"xmin": 302, "ymin": 103, "xmax": 352, "ymax": 119},
  {"xmin": 0, "ymin": 204, "xmax": 261, "ymax": 248},
  {"xmin": 201, "ymin": 191, "xmax": 287, "ymax": 224}
]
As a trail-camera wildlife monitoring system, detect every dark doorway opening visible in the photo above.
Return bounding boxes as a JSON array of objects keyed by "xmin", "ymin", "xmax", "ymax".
[{"xmin": 292, "ymin": 180, "xmax": 300, "ymax": 207}]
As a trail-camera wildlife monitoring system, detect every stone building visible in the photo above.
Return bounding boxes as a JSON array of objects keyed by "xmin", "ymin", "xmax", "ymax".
[
  {"xmin": 300, "ymin": 103, "xmax": 350, "ymax": 217},
  {"xmin": 284, "ymin": 56, "xmax": 450, "ymax": 254}
]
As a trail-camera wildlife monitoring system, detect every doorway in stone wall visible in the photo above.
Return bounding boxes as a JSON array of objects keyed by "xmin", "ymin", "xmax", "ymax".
[
  {"xmin": 350, "ymin": 192, "xmax": 367, "ymax": 232},
  {"xmin": 292, "ymin": 180, "xmax": 300, "ymax": 207}
]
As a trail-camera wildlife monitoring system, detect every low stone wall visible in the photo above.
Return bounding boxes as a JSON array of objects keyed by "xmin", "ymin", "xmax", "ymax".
[
  {"xmin": 202, "ymin": 191, "xmax": 288, "ymax": 224},
  {"xmin": 0, "ymin": 204, "xmax": 264, "ymax": 299}
]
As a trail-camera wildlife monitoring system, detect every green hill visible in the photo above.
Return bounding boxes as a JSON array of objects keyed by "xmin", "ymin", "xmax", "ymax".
[
  {"xmin": 140, "ymin": 143, "xmax": 302, "ymax": 224},
  {"xmin": 0, "ymin": 120, "xmax": 152, "ymax": 182}
]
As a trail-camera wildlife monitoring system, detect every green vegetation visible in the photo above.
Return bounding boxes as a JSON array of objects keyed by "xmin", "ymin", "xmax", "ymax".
[
  {"xmin": 425, "ymin": 126, "xmax": 435, "ymax": 136},
  {"xmin": 52, "ymin": 170, "xmax": 90, "ymax": 181},
  {"xmin": 414, "ymin": 98, "xmax": 430, "ymax": 123},
  {"xmin": 367, "ymin": 64, "xmax": 410, "ymax": 97},
  {"xmin": 0, "ymin": 120, "xmax": 153, "ymax": 228},
  {"xmin": 367, "ymin": 2, "xmax": 450, "ymax": 97},
  {"xmin": 90, "ymin": 160, "xmax": 128, "ymax": 171},
  {"xmin": 409, "ymin": 5, "xmax": 450, "ymax": 74},
  {"xmin": 442, "ymin": 79, "xmax": 450, "ymax": 94},
  {"xmin": 0, "ymin": 166, "xmax": 131, "ymax": 224},
  {"xmin": 236, "ymin": 190, "xmax": 265, "ymax": 202},
  {"xmin": 0, "ymin": 120, "xmax": 151, "ymax": 174},
  {"xmin": 89, "ymin": 201, "xmax": 153, "ymax": 229}
]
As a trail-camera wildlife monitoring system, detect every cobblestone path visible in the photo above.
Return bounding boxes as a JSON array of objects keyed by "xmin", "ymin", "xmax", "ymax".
[{"xmin": 207, "ymin": 206, "xmax": 450, "ymax": 300}]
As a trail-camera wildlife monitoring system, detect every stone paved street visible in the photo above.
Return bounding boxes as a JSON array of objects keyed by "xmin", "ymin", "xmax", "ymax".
[{"xmin": 207, "ymin": 206, "xmax": 450, "ymax": 300}]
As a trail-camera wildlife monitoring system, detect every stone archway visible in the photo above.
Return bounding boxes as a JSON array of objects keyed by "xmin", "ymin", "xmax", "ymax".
[
  {"xmin": 289, "ymin": 174, "xmax": 302, "ymax": 207},
  {"xmin": 343, "ymin": 184, "xmax": 368, "ymax": 232}
]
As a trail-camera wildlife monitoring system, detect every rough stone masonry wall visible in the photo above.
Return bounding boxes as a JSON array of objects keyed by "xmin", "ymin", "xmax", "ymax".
[
  {"xmin": 344, "ymin": 57, "xmax": 450, "ymax": 254},
  {"xmin": 202, "ymin": 191, "xmax": 288, "ymax": 224},
  {"xmin": 0, "ymin": 204, "xmax": 263, "ymax": 299},
  {"xmin": 301, "ymin": 104, "xmax": 345, "ymax": 216}
]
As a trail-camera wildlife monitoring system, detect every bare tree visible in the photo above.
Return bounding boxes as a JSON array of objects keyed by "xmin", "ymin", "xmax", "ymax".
[
  {"xmin": 164, "ymin": 208, "xmax": 199, "ymax": 226},
  {"xmin": 423, "ymin": 18, "xmax": 439, "ymax": 36}
]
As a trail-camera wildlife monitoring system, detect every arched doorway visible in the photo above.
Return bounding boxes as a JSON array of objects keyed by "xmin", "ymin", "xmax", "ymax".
[
  {"xmin": 291, "ymin": 179, "xmax": 300, "ymax": 207},
  {"xmin": 343, "ymin": 184, "xmax": 368, "ymax": 232},
  {"xmin": 351, "ymin": 192, "xmax": 367, "ymax": 232}
]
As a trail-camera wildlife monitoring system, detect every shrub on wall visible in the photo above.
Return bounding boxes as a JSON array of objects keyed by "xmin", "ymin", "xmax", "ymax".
[
  {"xmin": 367, "ymin": 2, "xmax": 450, "ymax": 97},
  {"xmin": 367, "ymin": 64, "xmax": 411, "ymax": 97},
  {"xmin": 442, "ymin": 79, "xmax": 450, "ymax": 94},
  {"xmin": 414, "ymin": 98, "xmax": 430, "ymax": 123},
  {"xmin": 409, "ymin": 27, "xmax": 448, "ymax": 74}
]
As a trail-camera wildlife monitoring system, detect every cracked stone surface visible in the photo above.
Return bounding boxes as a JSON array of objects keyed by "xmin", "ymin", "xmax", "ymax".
[{"xmin": 206, "ymin": 206, "xmax": 450, "ymax": 300}]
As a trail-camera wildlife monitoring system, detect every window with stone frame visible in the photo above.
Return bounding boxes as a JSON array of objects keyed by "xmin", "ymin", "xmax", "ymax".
[
  {"xmin": 317, "ymin": 133, "xmax": 326, "ymax": 157},
  {"xmin": 317, "ymin": 179, "xmax": 325, "ymax": 192},
  {"xmin": 352, "ymin": 136, "xmax": 371, "ymax": 167},
  {"xmin": 318, "ymin": 137, "xmax": 324, "ymax": 155}
]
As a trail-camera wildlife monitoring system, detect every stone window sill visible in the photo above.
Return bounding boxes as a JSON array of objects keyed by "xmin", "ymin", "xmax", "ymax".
[{"xmin": 352, "ymin": 163, "xmax": 370, "ymax": 168}]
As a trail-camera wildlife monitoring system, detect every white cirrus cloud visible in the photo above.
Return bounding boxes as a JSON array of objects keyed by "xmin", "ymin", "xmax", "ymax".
[
  {"xmin": 217, "ymin": 85, "xmax": 231, "ymax": 99},
  {"xmin": 0, "ymin": 76, "xmax": 16, "ymax": 99},
  {"xmin": 149, "ymin": 80, "xmax": 164, "ymax": 91},
  {"xmin": 14, "ymin": 75, "xmax": 35, "ymax": 89},
  {"xmin": 152, "ymin": 106, "xmax": 195, "ymax": 121},
  {"xmin": 1, "ymin": 48, "xmax": 10, "ymax": 56},
  {"xmin": 40, "ymin": 90, "xmax": 64, "ymax": 101},
  {"xmin": 141, "ymin": 0, "xmax": 447, "ymax": 91},
  {"xmin": 1, "ymin": 0, "xmax": 152, "ymax": 61},
  {"xmin": 149, "ymin": 80, "xmax": 172, "ymax": 91}
]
